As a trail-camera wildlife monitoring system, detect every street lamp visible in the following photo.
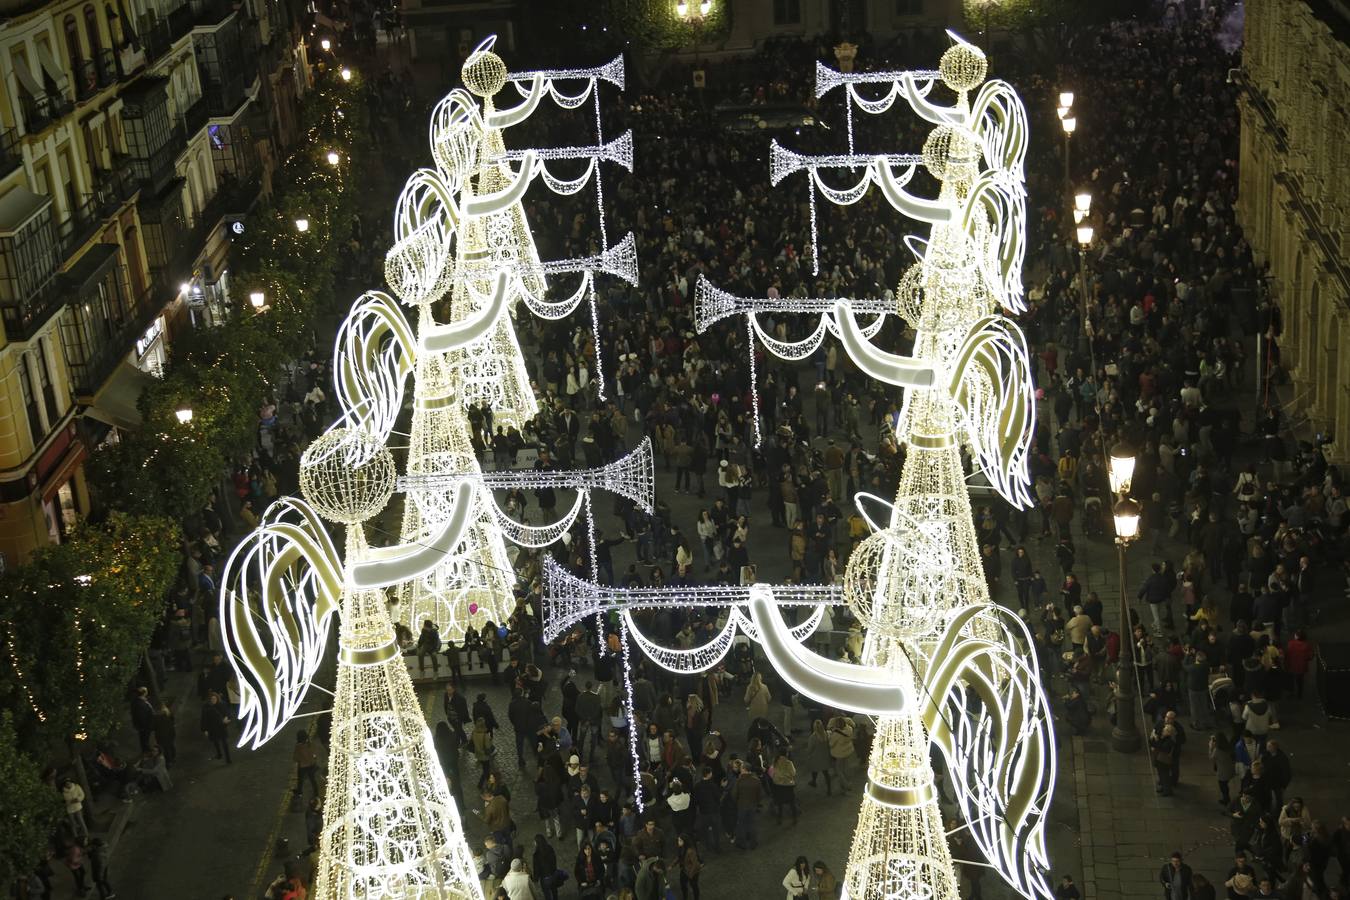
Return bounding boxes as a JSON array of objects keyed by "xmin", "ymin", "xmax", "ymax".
[
  {"xmin": 250, "ymin": 291, "xmax": 266, "ymax": 309},
  {"xmin": 340, "ymin": 67, "xmax": 352, "ymax": 82},
  {"xmin": 1111, "ymin": 488, "xmax": 1143, "ymax": 754},
  {"xmin": 1060, "ymin": 113, "xmax": 1075, "ymax": 186},
  {"xmin": 326, "ymin": 151, "xmax": 341, "ymax": 166},
  {"xmin": 1108, "ymin": 442, "xmax": 1136, "ymax": 494},
  {"xmin": 295, "ymin": 218, "xmax": 310, "ymax": 233},
  {"xmin": 1074, "ymin": 192, "xmax": 1092, "ymax": 215},
  {"xmin": 175, "ymin": 407, "xmax": 194, "ymax": 425},
  {"xmin": 1076, "ymin": 224, "xmax": 1094, "ymax": 246},
  {"xmin": 320, "ymin": 38, "xmax": 331, "ymax": 51},
  {"xmin": 1059, "ymin": 91, "xmax": 1074, "ymax": 108}
]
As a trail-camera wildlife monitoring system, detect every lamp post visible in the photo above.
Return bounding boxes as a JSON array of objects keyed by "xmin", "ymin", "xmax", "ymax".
[
  {"xmin": 1111, "ymin": 491, "xmax": 1142, "ymax": 753},
  {"xmin": 1058, "ymin": 91, "xmax": 1074, "ymax": 187},
  {"xmin": 175, "ymin": 407, "xmax": 194, "ymax": 425},
  {"xmin": 326, "ymin": 150, "xmax": 341, "ymax": 166},
  {"xmin": 1075, "ymin": 206, "xmax": 1093, "ymax": 359},
  {"xmin": 340, "ymin": 67, "xmax": 352, "ymax": 82},
  {"xmin": 295, "ymin": 218, "xmax": 310, "ymax": 233},
  {"xmin": 249, "ymin": 291, "xmax": 267, "ymax": 311}
]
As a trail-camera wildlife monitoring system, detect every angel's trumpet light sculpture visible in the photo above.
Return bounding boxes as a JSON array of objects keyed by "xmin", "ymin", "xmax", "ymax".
[
  {"xmin": 220, "ymin": 427, "xmax": 485, "ymax": 899},
  {"xmin": 677, "ymin": 34, "xmax": 1055, "ymax": 900},
  {"xmin": 383, "ymin": 37, "xmax": 637, "ymax": 640}
]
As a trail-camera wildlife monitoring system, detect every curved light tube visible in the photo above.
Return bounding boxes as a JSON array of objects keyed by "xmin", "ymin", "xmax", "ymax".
[
  {"xmin": 348, "ymin": 481, "xmax": 476, "ymax": 589},
  {"xmin": 872, "ymin": 158, "xmax": 953, "ymax": 223},
  {"xmin": 747, "ymin": 584, "xmax": 909, "ymax": 717},
  {"xmin": 833, "ymin": 301, "xmax": 936, "ymax": 389},
  {"xmin": 420, "ymin": 271, "xmax": 510, "ymax": 354},
  {"xmin": 463, "ymin": 152, "xmax": 538, "ymax": 217},
  {"xmin": 485, "ymin": 74, "xmax": 544, "ymax": 129},
  {"xmin": 901, "ymin": 71, "xmax": 962, "ymax": 126}
]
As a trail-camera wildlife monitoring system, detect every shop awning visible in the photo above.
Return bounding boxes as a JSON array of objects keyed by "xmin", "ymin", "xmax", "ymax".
[{"xmin": 83, "ymin": 362, "xmax": 156, "ymax": 432}]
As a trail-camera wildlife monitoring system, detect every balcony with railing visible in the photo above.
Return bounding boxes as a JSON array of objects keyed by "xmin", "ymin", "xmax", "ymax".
[
  {"xmin": 96, "ymin": 49, "xmax": 117, "ymax": 88},
  {"xmin": 20, "ymin": 89, "xmax": 73, "ymax": 134},
  {"xmin": 0, "ymin": 190, "xmax": 63, "ymax": 343},
  {"xmin": 74, "ymin": 59, "xmax": 100, "ymax": 102},
  {"xmin": 54, "ymin": 169, "xmax": 136, "ymax": 263},
  {"xmin": 62, "ymin": 268, "xmax": 159, "ymax": 397}
]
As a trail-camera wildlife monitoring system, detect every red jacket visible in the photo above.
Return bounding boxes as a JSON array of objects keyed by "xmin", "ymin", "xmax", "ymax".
[{"xmin": 1284, "ymin": 638, "xmax": 1315, "ymax": 676}]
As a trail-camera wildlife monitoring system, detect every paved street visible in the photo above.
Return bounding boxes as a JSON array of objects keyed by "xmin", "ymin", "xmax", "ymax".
[{"xmin": 69, "ymin": 368, "xmax": 1349, "ymax": 900}]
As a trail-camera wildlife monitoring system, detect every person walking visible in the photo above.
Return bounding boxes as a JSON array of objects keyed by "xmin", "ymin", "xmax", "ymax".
[
  {"xmin": 471, "ymin": 717, "xmax": 495, "ymax": 789},
  {"xmin": 732, "ymin": 761, "xmax": 762, "ymax": 849},
  {"xmin": 783, "ymin": 856, "xmax": 811, "ymax": 900},
  {"xmin": 770, "ymin": 748, "xmax": 798, "ymax": 825},
  {"xmin": 532, "ymin": 833, "xmax": 560, "ymax": 900},
  {"xmin": 88, "ymin": 837, "xmax": 115, "ymax": 899},
  {"xmin": 805, "ymin": 719, "xmax": 834, "ymax": 795},
  {"xmin": 673, "ymin": 833, "xmax": 701, "ymax": 900},
  {"xmin": 744, "ymin": 673, "xmax": 771, "ymax": 721},
  {"xmin": 293, "ymin": 730, "xmax": 320, "ymax": 799},
  {"xmin": 200, "ymin": 691, "xmax": 232, "ymax": 763},
  {"xmin": 692, "ymin": 766, "xmax": 723, "ymax": 853},
  {"xmin": 1157, "ymin": 851, "xmax": 1193, "ymax": 900},
  {"xmin": 827, "ymin": 716, "xmax": 855, "ymax": 791}
]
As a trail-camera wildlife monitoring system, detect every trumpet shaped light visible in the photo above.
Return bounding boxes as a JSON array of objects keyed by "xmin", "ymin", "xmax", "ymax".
[
  {"xmin": 1113, "ymin": 497, "xmax": 1142, "ymax": 541},
  {"xmin": 1076, "ymin": 224, "xmax": 1093, "ymax": 246},
  {"xmin": 1058, "ymin": 91, "xmax": 1073, "ymax": 108}
]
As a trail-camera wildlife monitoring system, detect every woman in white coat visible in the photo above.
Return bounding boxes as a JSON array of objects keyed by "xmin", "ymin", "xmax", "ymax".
[{"xmin": 782, "ymin": 856, "xmax": 811, "ymax": 900}]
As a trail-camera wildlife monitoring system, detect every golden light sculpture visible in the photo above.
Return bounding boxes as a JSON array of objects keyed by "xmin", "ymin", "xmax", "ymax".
[
  {"xmin": 382, "ymin": 38, "xmax": 636, "ymax": 640},
  {"xmin": 216, "ymin": 38, "xmax": 643, "ymax": 895},
  {"xmin": 691, "ymin": 33, "xmax": 1055, "ymax": 900}
]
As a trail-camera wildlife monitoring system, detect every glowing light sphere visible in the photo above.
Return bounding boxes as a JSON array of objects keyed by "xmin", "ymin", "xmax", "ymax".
[
  {"xmin": 462, "ymin": 47, "xmax": 507, "ymax": 97},
  {"xmin": 299, "ymin": 427, "xmax": 396, "ymax": 524},
  {"xmin": 938, "ymin": 41, "xmax": 986, "ymax": 93}
]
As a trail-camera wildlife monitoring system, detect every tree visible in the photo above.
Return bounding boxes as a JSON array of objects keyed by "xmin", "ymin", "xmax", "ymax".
[
  {"xmin": 0, "ymin": 514, "xmax": 180, "ymax": 755},
  {"xmin": 0, "ymin": 712, "xmax": 60, "ymax": 888}
]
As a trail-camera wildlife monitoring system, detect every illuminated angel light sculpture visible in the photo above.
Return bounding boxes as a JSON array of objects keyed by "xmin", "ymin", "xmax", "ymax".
[
  {"xmin": 380, "ymin": 38, "xmax": 638, "ymax": 639},
  {"xmin": 687, "ymin": 35, "xmax": 1054, "ymax": 900},
  {"xmin": 219, "ymin": 426, "xmax": 485, "ymax": 898}
]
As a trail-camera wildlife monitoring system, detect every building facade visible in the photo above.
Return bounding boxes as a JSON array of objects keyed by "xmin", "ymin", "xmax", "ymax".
[
  {"xmin": 1236, "ymin": 0, "xmax": 1350, "ymax": 458},
  {"xmin": 0, "ymin": 0, "xmax": 307, "ymax": 567}
]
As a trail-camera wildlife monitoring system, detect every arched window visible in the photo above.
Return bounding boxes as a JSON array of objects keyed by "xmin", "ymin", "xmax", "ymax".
[
  {"xmin": 84, "ymin": 6, "xmax": 103, "ymax": 64},
  {"xmin": 64, "ymin": 16, "xmax": 85, "ymax": 69}
]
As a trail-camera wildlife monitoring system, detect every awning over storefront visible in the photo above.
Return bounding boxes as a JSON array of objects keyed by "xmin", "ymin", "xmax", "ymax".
[{"xmin": 83, "ymin": 362, "xmax": 156, "ymax": 432}]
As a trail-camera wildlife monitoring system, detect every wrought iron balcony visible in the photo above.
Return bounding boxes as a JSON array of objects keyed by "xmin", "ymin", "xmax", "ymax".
[
  {"xmin": 0, "ymin": 128, "xmax": 21, "ymax": 178},
  {"xmin": 96, "ymin": 49, "xmax": 117, "ymax": 88}
]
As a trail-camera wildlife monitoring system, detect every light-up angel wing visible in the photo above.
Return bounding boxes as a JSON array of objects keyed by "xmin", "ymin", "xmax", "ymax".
[
  {"xmin": 333, "ymin": 291, "xmax": 415, "ymax": 446},
  {"xmin": 948, "ymin": 315, "xmax": 1035, "ymax": 508},
  {"xmin": 971, "ymin": 80, "xmax": 1028, "ymax": 179},
  {"xmin": 385, "ymin": 169, "xmax": 459, "ymax": 306},
  {"xmin": 919, "ymin": 604, "xmax": 1056, "ymax": 900},
  {"xmin": 219, "ymin": 498, "xmax": 344, "ymax": 749},
  {"xmin": 963, "ymin": 173, "xmax": 1027, "ymax": 314}
]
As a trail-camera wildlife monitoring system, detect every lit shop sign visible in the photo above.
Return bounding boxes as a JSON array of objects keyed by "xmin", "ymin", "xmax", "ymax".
[{"xmin": 136, "ymin": 317, "xmax": 164, "ymax": 358}]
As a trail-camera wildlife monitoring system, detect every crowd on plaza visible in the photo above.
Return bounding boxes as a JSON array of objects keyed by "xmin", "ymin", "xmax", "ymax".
[{"xmin": 29, "ymin": 3, "xmax": 1350, "ymax": 900}]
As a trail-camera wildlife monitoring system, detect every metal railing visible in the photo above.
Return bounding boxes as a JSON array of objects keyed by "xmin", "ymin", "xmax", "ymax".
[
  {"xmin": 96, "ymin": 49, "xmax": 117, "ymax": 88},
  {"xmin": 64, "ymin": 281, "xmax": 160, "ymax": 397},
  {"xmin": 0, "ymin": 276, "xmax": 63, "ymax": 342}
]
